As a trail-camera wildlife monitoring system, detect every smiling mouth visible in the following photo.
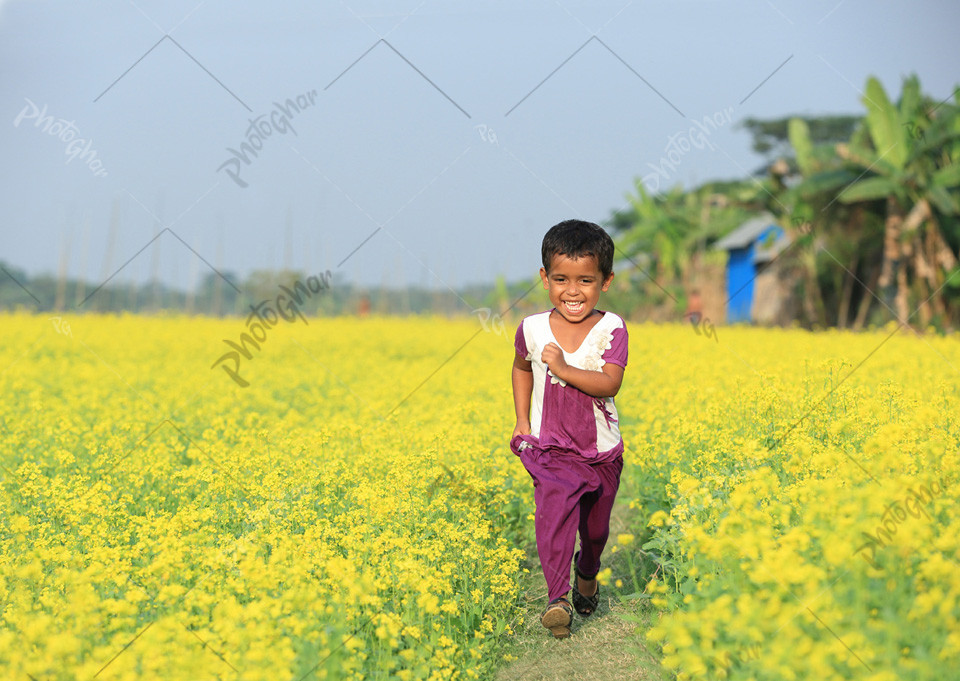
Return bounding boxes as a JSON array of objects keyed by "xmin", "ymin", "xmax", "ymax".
[{"xmin": 562, "ymin": 300, "xmax": 584, "ymax": 314}]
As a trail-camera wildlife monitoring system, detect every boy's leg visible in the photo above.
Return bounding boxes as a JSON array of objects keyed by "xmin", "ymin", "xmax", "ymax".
[
  {"xmin": 520, "ymin": 448, "xmax": 602, "ymax": 602},
  {"xmin": 576, "ymin": 455, "xmax": 624, "ymax": 577}
]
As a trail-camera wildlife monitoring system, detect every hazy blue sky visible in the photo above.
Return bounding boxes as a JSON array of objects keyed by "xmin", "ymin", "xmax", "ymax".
[{"xmin": 2, "ymin": 0, "xmax": 958, "ymax": 297}]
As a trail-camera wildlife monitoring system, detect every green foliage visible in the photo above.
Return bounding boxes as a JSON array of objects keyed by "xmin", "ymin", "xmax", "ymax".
[
  {"xmin": 613, "ymin": 72, "xmax": 960, "ymax": 330},
  {"xmin": 610, "ymin": 179, "xmax": 754, "ymax": 318},
  {"xmin": 740, "ymin": 114, "xmax": 860, "ymax": 158},
  {"xmin": 862, "ymin": 76, "xmax": 908, "ymax": 169},
  {"xmin": 787, "ymin": 118, "xmax": 814, "ymax": 176}
]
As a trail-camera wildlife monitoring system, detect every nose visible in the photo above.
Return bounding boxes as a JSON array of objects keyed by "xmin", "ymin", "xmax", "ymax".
[{"xmin": 565, "ymin": 281, "xmax": 580, "ymax": 296}]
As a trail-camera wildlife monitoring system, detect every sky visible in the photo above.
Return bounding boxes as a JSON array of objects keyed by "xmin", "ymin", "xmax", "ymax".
[{"xmin": 2, "ymin": 0, "xmax": 959, "ymax": 299}]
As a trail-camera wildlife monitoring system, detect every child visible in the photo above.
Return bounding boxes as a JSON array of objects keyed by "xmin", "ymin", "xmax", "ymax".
[{"xmin": 510, "ymin": 219, "xmax": 628, "ymax": 639}]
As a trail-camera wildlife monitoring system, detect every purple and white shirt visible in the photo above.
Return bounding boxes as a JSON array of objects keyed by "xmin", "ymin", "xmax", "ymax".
[{"xmin": 514, "ymin": 309, "xmax": 628, "ymax": 462}]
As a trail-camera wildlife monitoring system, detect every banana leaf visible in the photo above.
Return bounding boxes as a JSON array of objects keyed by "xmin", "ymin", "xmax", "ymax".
[
  {"xmin": 928, "ymin": 184, "xmax": 960, "ymax": 215},
  {"xmin": 863, "ymin": 76, "xmax": 908, "ymax": 170},
  {"xmin": 910, "ymin": 120, "xmax": 960, "ymax": 159},
  {"xmin": 899, "ymin": 75, "xmax": 923, "ymax": 121},
  {"xmin": 838, "ymin": 176, "xmax": 901, "ymax": 203},
  {"xmin": 841, "ymin": 142, "xmax": 901, "ymax": 177},
  {"xmin": 933, "ymin": 163, "xmax": 960, "ymax": 189},
  {"xmin": 795, "ymin": 169, "xmax": 859, "ymax": 198},
  {"xmin": 789, "ymin": 118, "xmax": 815, "ymax": 175}
]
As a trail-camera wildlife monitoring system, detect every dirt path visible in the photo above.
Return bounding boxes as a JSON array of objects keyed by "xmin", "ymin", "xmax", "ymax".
[{"xmin": 492, "ymin": 502, "xmax": 662, "ymax": 681}]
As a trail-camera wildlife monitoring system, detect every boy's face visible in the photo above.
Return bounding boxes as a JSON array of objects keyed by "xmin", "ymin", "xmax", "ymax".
[{"xmin": 539, "ymin": 253, "xmax": 614, "ymax": 323}]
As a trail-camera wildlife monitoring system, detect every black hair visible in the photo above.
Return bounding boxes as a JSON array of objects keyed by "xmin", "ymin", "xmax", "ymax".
[{"xmin": 541, "ymin": 219, "xmax": 614, "ymax": 278}]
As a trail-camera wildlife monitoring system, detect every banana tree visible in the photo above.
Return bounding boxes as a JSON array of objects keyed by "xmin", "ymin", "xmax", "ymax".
[
  {"xmin": 833, "ymin": 76, "xmax": 960, "ymax": 326},
  {"xmin": 782, "ymin": 117, "xmax": 890, "ymax": 328},
  {"xmin": 785, "ymin": 75, "xmax": 960, "ymax": 327}
]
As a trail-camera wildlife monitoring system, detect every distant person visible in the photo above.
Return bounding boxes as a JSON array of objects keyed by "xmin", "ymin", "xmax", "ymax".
[
  {"xmin": 510, "ymin": 219, "xmax": 629, "ymax": 638},
  {"xmin": 357, "ymin": 295, "xmax": 371, "ymax": 317},
  {"xmin": 684, "ymin": 288, "xmax": 703, "ymax": 326}
]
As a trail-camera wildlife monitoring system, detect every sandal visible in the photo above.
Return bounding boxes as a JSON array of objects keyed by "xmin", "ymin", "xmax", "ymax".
[
  {"xmin": 540, "ymin": 597, "xmax": 574, "ymax": 639},
  {"xmin": 571, "ymin": 550, "xmax": 600, "ymax": 617}
]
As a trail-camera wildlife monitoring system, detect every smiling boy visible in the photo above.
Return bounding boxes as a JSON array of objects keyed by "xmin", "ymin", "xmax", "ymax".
[{"xmin": 510, "ymin": 219, "xmax": 629, "ymax": 638}]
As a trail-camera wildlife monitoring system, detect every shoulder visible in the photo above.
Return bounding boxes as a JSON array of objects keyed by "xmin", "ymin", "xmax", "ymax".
[
  {"xmin": 598, "ymin": 310, "xmax": 627, "ymax": 332},
  {"xmin": 518, "ymin": 309, "xmax": 553, "ymax": 331},
  {"xmin": 515, "ymin": 310, "xmax": 552, "ymax": 352},
  {"xmin": 596, "ymin": 311, "xmax": 628, "ymax": 367}
]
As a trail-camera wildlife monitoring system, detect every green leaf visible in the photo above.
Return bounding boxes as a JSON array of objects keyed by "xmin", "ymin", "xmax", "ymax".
[
  {"xmin": 619, "ymin": 591, "xmax": 649, "ymax": 601},
  {"xmin": 789, "ymin": 118, "xmax": 815, "ymax": 175},
  {"xmin": 863, "ymin": 77, "xmax": 907, "ymax": 170},
  {"xmin": 796, "ymin": 169, "xmax": 859, "ymax": 198},
  {"xmin": 943, "ymin": 266, "xmax": 960, "ymax": 291},
  {"xmin": 932, "ymin": 163, "xmax": 960, "ymax": 189},
  {"xmin": 911, "ymin": 119, "xmax": 960, "ymax": 159},
  {"xmin": 843, "ymin": 142, "xmax": 900, "ymax": 177},
  {"xmin": 928, "ymin": 184, "xmax": 960, "ymax": 215},
  {"xmin": 838, "ymin": 176, "xmax": 900, "ymax": 203},
  {"xmin": 899, "ymin": 74, "xmax": 922, "ymax": 121}
]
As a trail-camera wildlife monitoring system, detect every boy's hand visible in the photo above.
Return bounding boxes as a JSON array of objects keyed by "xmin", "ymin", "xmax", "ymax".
[
  {"xmin": 512, "ymin": 421, "xmax": 531, "ymax": 439},
  {"xmin": 541, "ymin": 342, "xmax": 568, "ymax": 376}
]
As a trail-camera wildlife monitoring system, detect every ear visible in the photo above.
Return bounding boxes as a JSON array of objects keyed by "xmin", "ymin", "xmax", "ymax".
[
  {"xmin": 539, "ymin": 267, "xmax": 549, "ymax": 289},
  {"xmin": 601, "ymin": 271, "xmax": 614, "ymax": 292}
]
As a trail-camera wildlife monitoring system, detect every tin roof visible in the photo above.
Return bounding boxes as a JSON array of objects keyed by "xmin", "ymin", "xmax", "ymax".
[
  {"xmin": 753, "ymin": 230, "xmax": 791, "ymax": 264},
  {"xmin": 715, "ymin": 213, "xmax": 778, "ymax": 250}
]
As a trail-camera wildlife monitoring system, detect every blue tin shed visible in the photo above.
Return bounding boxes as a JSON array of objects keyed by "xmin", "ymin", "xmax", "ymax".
[{"xmin": 715, "ymin": 214, "xmax": 789, "ymax": 323}]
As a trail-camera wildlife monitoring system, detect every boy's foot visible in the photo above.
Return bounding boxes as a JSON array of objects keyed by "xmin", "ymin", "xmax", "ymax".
[
  {"xmin": 573, "ymin": 573, "xmax": 599, "ymax": 616},
  {"xmin": 577, "ymin": 573, "xmax": 598, "ymax": 597},
  {"xmin": 540, "ymin": 598, "xmax": 574, "ymax": 639},
  {"xmin": 572, "ymin": 551, "xmax": 600, "ymax": 616}
]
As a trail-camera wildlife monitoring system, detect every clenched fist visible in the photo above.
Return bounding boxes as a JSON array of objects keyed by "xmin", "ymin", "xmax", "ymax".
[{"xmin": 541, "ymin": 342, "xmax": 568, "ymax": 376}]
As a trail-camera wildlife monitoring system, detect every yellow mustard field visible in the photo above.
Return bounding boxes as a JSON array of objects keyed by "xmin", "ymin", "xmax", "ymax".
[
  {"xmin": 621, "ymin": 323, "xmax": 960, "ymax": 681},
  {"xmin": 1, "ymin": 313, "xmax": 958, "ymax": 681},
  {"xmin": 0, "ymin": 313, "xmax": 529, "ymax": 681}
]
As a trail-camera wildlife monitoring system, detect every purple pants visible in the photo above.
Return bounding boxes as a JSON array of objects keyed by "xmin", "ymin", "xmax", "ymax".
[{"xmin": 511, "ymin": 434, "xmax": 624, "ymax": 602}]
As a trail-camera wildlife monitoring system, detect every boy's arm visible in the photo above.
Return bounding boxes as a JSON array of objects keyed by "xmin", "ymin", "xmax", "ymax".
[
  {"xmin": 541, "ymin": 342, "xmax": 624, "ymax": 398},
  {"xmin": 512, "ymin": 354, "xmax": 533, "ymax": 437}
]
